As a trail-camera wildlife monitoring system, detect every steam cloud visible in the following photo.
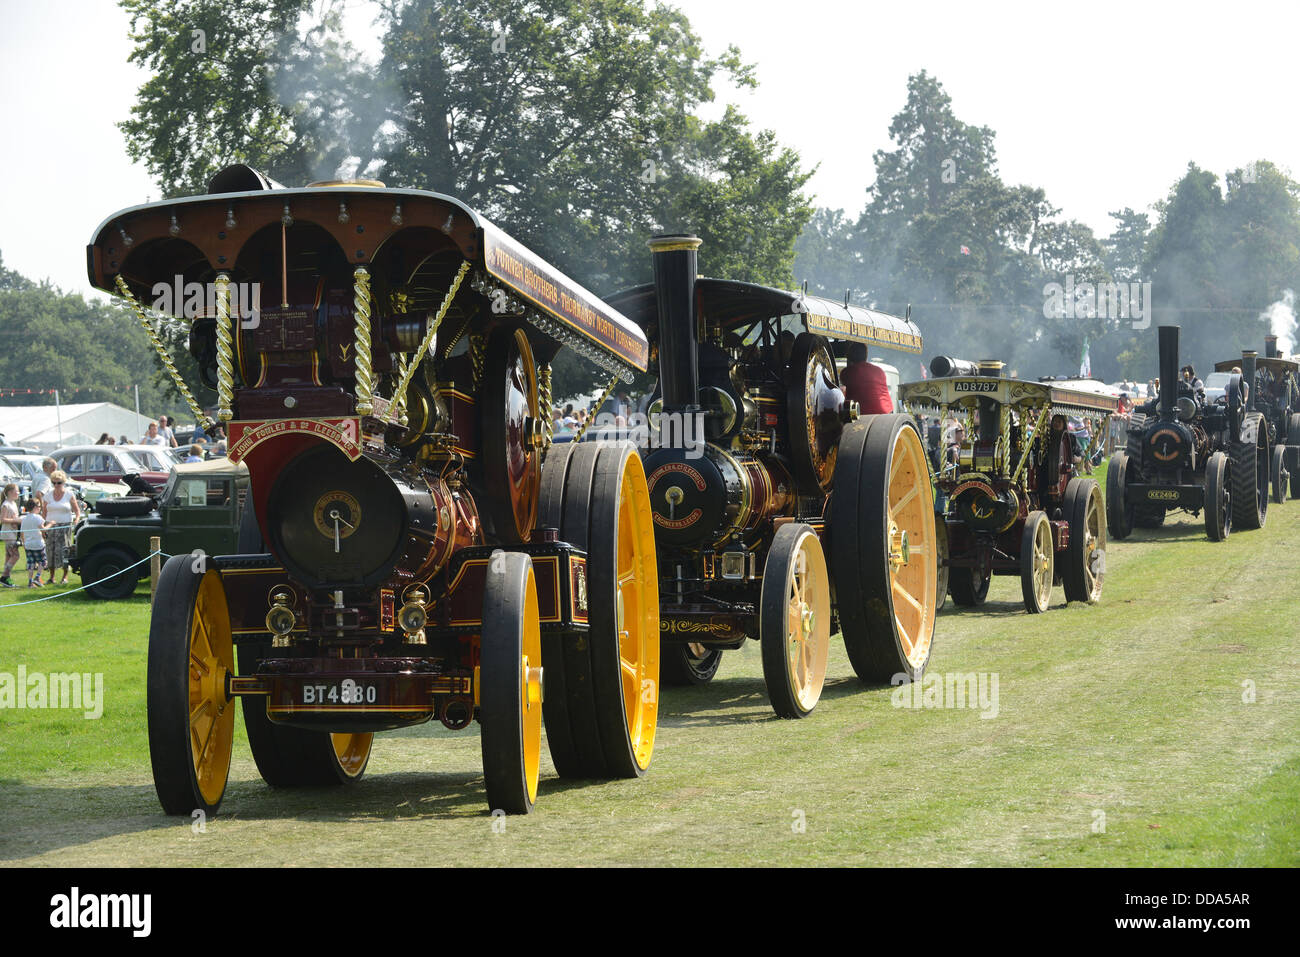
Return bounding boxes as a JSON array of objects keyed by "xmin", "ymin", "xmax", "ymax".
[{"xmin": 1261, "ymin": 289, "xmax": 1297, "ymax": 357}]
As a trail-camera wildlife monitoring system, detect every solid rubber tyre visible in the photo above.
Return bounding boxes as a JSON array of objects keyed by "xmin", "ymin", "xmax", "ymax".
[
  {"xmin": 1062, "ymin": 477, "xmax": 1105, "ymax": 604},
  {"xmin": 1231, "ymin": 412, "xmax": 1268, "ymax": 531},
  {"xmin": 1204, "ymin": 450, "xmax": 1230, "ymax": 542},
  {"xmin": 479, "ymin": 550, "xmax": 543, "ymax": 814},
  {"xmin": 1019, "ymin": 511, "xmax": 1054, "ymax": 614},
  {"xmin": 830, "ymin": 414, "xmax": 937, "ymax": 683},
  {"xmin": 538, "ymin": 440, "xmax": 659, "ymax": 779},
  {"xmin": 760, "ymin": 523, "xmax": 831, "ymax": 718},
  {"xmin": 1270, "ymin": 443, "xmax": 1287, "ymax": 505},
  {"xmin": 1105, "ymin": 452, "xmax": 1133, "ymax": 541},
  {"xmin": 147, "ymin": 555, "xmax": 235, "ymax": 815}
]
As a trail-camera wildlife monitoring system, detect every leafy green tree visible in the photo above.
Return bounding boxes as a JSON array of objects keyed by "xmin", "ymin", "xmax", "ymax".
[
  {"xmin": 0, "ymin": 260, "xmax": 198, "ymax": 419},
  {"xmin": 120, "ymin": 0, "xmax": 813, "ymax": 396},
  {"xmin": 1100, "ymin": 208, "xmax": 1150, "ymax": 282}
]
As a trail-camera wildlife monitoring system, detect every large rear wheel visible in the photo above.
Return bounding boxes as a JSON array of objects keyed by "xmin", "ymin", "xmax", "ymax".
[
  {"xmin": 760, "ymin": 523, "xmax": 831, "ymax": 718},
  {"xmin": 479, "ymin": 550, "xmax": 543, "ymax": 815},
  {"xmin": 538, "ymin": 440, "xmax": 658, "ymax": 778},
  {"xmin": 147, "ymin": 556, "xmax": 235, "ymax": 815},
  {"xmin": 1231, "ymin": 412, "xmax": 1268, "ymax": 531},
  {"xmin": 1105, "ymin": 452, "xmax": 1133, "ymax": 540},
  {"xmin": 1062, "ymin": 478, "xmax": 1105, "ymax": 604},
  {"xmin": 830, "ymin": 415, "xmax": 937, "ymax": 683}
]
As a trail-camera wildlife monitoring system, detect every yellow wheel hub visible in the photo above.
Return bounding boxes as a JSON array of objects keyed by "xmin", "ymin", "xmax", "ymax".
[
  {"xmin": 885, "ymin": 427, "xmax": 936, "ymax": 668},
  {"xmin": 187, "ymin": 571, "xmax": 235, "ymax": 807}
]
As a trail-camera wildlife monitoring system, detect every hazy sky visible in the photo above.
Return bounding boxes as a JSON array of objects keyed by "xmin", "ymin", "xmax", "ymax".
[{"xmin": 2, "ymin": 0, "xmax": 1297, "ymax": 296}]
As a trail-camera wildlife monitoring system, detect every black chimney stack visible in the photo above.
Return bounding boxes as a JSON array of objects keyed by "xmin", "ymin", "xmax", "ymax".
[
  {"xmin": 1265, "ymin": 335, "xmax": 1279, "ymax": 359},
  {"xmin": 649, "ymin": 235, "xmax": 702, "ymax": 412},
  {"xmin": 1158, "ymin": 325, "xmax": 1179, "ymax": 421},
  {"xmin": 1242, "ymin": 350, "xmax": 1258, "ymax": 412}
]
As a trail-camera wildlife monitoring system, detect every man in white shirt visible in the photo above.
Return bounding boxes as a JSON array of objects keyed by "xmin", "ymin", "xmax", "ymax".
[
  {"xmin": 141, "ymin": 422, "xmax": 167, "ymax": 447},
  {"xmin": 31, "ymin": 458, "xmax": 55, "ymax": 504},
  {"xmin": 158, "ymin": 415, "xmax": 178, "ymax": 448}
]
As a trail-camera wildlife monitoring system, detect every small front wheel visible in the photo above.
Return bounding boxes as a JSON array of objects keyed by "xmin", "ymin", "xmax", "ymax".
[
  {"xmin": 1205, "ymin": 451, "xmax": 1231, "ymax": 542},
  {"xmin": 147, "ymin": 556, "xmax": 235, "ymax": 815},
  {"xmin": 1019, "ymin": 511, "xmax": 1054, "ymax": 614},
  {"xmin": 760, "ymin": 524, "xmax": 831, "ymax": 718},
  {"xmin": 479, "ymin": 550, "xmax": 543, "ymax": 815},
  {"xmin": 1270, "ymin": 443, "xmax": 1288, "ymax": 505}
]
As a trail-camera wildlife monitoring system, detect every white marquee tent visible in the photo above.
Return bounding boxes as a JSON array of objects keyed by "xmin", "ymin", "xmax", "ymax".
[{"xmin": 0, "ymin": 402, "xmax": 155, "ymax": 452}]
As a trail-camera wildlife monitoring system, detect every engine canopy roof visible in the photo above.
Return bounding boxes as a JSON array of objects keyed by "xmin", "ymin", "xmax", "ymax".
[
  {"xmin": 606, "ymin": 278, "xmax": 923, "ymax": 355},
  {"xmin": 86, "ymin": 167, "xmax": 647, "ymax": 377}
]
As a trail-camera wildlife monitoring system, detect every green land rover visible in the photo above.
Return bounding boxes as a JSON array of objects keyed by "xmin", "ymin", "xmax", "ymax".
[{"xmin": 72, "ymin": 458, "xmax": 250, "ymax": 600}]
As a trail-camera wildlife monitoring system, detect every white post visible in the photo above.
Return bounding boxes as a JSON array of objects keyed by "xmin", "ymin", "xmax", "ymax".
[
  {"xmin": 54, "ymin": 389, "xmax": 63, "ymax": 446},
  {"xmin": 135, "ymin": 384, "xmax": 142, "ymax": 441}
]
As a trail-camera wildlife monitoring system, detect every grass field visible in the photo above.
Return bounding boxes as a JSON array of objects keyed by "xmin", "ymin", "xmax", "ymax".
[{"xmin": 2, "ymin": 475, "xmax": 1297, "ymax": 866}]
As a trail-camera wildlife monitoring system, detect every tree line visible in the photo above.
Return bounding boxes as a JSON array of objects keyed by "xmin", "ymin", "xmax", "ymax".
[
  {"xmin": 8, "ymin": 1, "xmax": 1296, "ymax": 411},
  {"xmin": 794, "ymin": 71, "xmax": 1300, "ymax": 383}
]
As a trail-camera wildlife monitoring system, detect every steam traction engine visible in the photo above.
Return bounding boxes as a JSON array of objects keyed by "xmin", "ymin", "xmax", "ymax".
[
  {"xmin": 606, "ymin": 238, "xmax": 938, "ymax": 718},
  {"xmin": 900, "ymin": 359, "xmax": 1115, "ymax": 615},
  {"xmin": 87, "ymin": 165, "xmax": 659, "ymax": 815},
  {"xmin": 1212, "ymin": 335, "xmax": 1300, "ymax": 503},
  {"xmin": 1110, "ymin": 325, "xmax": 1269, "ymax": 542}
]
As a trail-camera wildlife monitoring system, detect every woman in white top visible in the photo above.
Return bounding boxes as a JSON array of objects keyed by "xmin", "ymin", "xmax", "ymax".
[
  {"xmin": 0, "ymin": 483, "xmax": 20, "ymax": 587},
  {"xmin": 42, "ymin": 469, "xmax": 81, "ymax": 585}
]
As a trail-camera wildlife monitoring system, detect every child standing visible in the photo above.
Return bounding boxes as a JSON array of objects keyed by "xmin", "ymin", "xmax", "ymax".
[
  {"xmin": 0, "ymin": 483, "xmax": 20, "ymax": 587},
  {"xmin": 20, "ymin": 498, "xmax": 48, "ymax": 587}
]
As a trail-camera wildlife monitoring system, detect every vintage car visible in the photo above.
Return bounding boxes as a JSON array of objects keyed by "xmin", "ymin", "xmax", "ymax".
[
  {"xmin": 51, "ymin": 445, "xmax": 170, "ymax": 490},
  {"xmin": 1110, "ymin": 325, "xmax": 1269, "ymax": 541},
  {"xmin": 606, "ymin": 239, "xmax": 937, "ymax": 717},
  {"xmin": 6, "ymin": 453, "xmax": 124, "ymax": 505},
  {"xmin": 901, "ymin": 358, "xmax": 1116, "ymax": 614},
  {"xmin": 88, "ymin": 164, "xmax": 657, "ymax": 815},
  {"xmin": 70, "ymin": 458, "xmax": 249, "ymax": 600}
]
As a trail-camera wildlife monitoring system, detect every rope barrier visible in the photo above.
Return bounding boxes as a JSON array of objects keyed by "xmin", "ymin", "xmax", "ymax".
[{"xmin": 0, "ymin": 550, "xmax": 161, "ymax": 608}]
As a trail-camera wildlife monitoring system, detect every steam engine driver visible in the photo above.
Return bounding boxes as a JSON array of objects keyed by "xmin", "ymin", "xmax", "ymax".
[{"xmin": 841, "ymin": 342, "xmax": 894, "ymax": 414}]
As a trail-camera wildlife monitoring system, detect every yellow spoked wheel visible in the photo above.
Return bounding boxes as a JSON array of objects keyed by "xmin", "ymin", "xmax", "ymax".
[
  {"xmin": 148, "ymin": 556, "xmax": 236, "ymax": 815},
  {"xmin": 1062, "ymin": 477, "xmax": 1105, "ymax": 603},
  {"xmin": 1020, "ymin": 510, "xmax": 1055, "ymax": 614},
  {"xmin": 537, "ymin": 440, "xmax": 659, "ymax": 779},
  {"xmin": 831, "ymin": 414, "xmax": 938, "ymax": 683},
  {"xmin": 480, "ymin": 550, "xmax": 543, "ymax": 814},
  {"xmin": 602, "ymin": 445, "xmax": 660, "ymax": 774},
  {"xmin": 761, "ymin": 523, "xmax": 831, "ymax": 718}
]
